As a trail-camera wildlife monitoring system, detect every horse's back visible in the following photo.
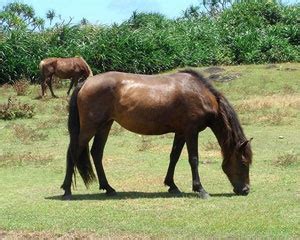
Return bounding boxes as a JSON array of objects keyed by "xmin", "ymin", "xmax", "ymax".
[
  {"xmin": 40, "ymin": 57, "xmax": 91, "ymax": 79},
  {"xmin": 77, "ymin": 71, "xmax": 219, "ymax": 135}
]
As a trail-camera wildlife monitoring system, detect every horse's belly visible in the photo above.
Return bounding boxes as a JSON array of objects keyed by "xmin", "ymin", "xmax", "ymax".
[{"xmin": 114, "ymin": 113, "xmax": 175, "ymax": 135}]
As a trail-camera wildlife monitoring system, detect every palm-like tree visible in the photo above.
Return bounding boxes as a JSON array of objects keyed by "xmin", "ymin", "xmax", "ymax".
[
  {"xmin": 183, "ymin": 5, "xmax": 201, "ymax": 19},
  {"xmin": 46, "ymin": 9, "xmax": 56, "ymax": 25}
]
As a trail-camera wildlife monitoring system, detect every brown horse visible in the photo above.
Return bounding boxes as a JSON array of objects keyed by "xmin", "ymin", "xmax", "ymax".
[
  {"xmin": 39, "ymin": 57, "xmax": 93, "ymax": 98},
  {"xmin": 61, "ymin": 69, "xmax": 253, "ymax": 200}
]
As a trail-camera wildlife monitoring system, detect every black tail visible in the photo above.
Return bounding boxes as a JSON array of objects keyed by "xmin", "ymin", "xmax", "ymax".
[{"xmin": 68, "ymin": 84, "xmax": 96, "ymax": 187}]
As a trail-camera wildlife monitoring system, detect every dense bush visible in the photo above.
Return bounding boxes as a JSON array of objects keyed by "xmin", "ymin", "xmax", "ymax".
[
  {"xmin": 217, "ymin": 1, "xmax": 300, "ymax": 64},
  {"xmin": 0, "ymin": 0, "xmax": 299, "ymax": 83}
]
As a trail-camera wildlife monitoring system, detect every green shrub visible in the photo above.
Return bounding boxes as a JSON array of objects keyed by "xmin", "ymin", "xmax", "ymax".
[{"xmin": 217, "ymin": 1, "xmax": 299, "ymax": 64}]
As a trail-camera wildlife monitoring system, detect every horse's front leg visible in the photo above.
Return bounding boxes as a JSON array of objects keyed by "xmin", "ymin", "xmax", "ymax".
[
  {"xmin": 164, "ymin": 133, "xmax": 185, "ymax": 194},
  {"xmin": 185, "ymin": 132, "xmax": 210, "ymax": 199}
]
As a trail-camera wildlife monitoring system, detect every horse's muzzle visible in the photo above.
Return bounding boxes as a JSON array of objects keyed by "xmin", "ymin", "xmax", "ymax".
[{"xmin": 233, "ymin": 184, "xmax": 250, "ymax": 196}]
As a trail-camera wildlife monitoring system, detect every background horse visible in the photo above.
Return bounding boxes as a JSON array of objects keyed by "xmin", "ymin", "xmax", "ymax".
[
  {"xmin": 61, "ymin": 69, "xmax": 253, "ymax": 200},
  {"xmin": 39, "ymin": 57, "xmax": 93, "ymax": 98}
]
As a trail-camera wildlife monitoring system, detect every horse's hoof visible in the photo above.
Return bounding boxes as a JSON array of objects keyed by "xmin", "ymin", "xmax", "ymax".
[
  {"xmin": 106, "ymin": 190, "xmax": 117, "ymax": 196},
  {"xmin": 52, "ymin": 95, "xmax": 59, "ymax": 98},
  {"xmin": 168, "ymin": 187, "xmax": 182, "ymax": 195},
  {"xmin": 62, "ymin": 194, "xmax": 72, "ymax": 201},
  {"xmin": 197, "ymin": 190, "xmax": 210, "ymax": 199}
]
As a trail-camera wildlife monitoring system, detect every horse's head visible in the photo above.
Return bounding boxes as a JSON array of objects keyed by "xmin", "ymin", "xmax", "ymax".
[{"xmin": 222, "ymin": 138, "xmax": 253, "ymax": 196}]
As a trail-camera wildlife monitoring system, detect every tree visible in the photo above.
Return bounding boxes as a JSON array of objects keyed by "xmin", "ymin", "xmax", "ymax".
[
  {"xmin": 0, "ymin": 2, "xmax": 44, "ymax": 31},
  {"xmin": 80, "ymin": 17, "xmax": 89, "ymax": 25},
  {"xmin": 201, "ymin": 0, "xmax": 233, "ymax": 17},
  {"xmin": 182, "ymin": 5, "xmax": 201, "ymax": 19},
  {"xmin": 46, "ymin": 9, "xmax": 56, "ymax": 26}
]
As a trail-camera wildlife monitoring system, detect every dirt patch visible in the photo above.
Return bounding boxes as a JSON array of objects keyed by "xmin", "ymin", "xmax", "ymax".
[
  {"xmin": 265, "ymin": 64, "xmax": 278, "ymax": 69},
  {"xmin": 208, "ymin": 73, "xmax": 241, "ymax": 82},
  {"xmin": 203, "ymin": 66, "xmax": 225, "ymax": 74},
  {"xmin": 208, "ymin": 74, "xmax": 221, "ymax": 81},
  {"xmin": 283, "ymin": 67, "xmax": 298, "ymax": 72}
]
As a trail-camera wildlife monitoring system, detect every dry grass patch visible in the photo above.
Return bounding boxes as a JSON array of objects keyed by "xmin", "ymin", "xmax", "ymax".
[
  {"xmin": 274, "ymin": 151, "xmax": 299, "ymax": 167},
  {"xmin": 0, "ymin": 230, "xmax": 151, "ymax": 240},
  {"xmin": 52, "ymin": 99, "xmax": 69, "ymax": 115},
  {"xmin": 235, "ymin": 94, "xmax": 300, "ymax": 113},
  {"xmin": 1, "ymin": 83, "xmax": 11, "ymax": 90},
  {"xmin": 36, "ymin": 116, "xmax": 66, "ymax": 130},
  {"xmin": 202, "ymin": 141, "xmax": 220, "ymax": 151},
  {"xmin": 12, "ymin": 124, "xmax": 48, "ymax": 144},
  {"xmin": 123, "ymin": 174, "xmax": 163, "ymax": 189},
  {"xmin": 236, "ymin": 94, "xmax": 300, "ymax": 125},
  {"xmin": 110, "ymin": 123, "xmax": 125, "ymax": 136},
  {"xmin": 12, "ymin": 79, "xmax": 30, "ymax": 96},
  {"xmin": 0, "ymin": 152, "xmax": 54, "ymax": 167},
  {"xmin": 0, "ymin": 97, "xmax": 35, "ymax": 120},
  {"xmin": 137, "ymin": 136, "xmax": 154, "ymax": 152}
]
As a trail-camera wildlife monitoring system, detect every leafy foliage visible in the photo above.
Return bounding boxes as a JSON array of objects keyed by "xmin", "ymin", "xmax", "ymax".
[
  {"xmin": 0, "ymin": 0, "xmax": 299, "ymax": 83},
  {"xmin": 0, "ymin": 2, "xmax": 44, "ymax": 31}
]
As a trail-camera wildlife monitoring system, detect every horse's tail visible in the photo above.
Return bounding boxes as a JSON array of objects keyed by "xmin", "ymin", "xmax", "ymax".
[
  {"xmin": 79, "ymin": 57, "xmax": 93, "ymax": 77},
  {"xmin": 68, "ymin": 85, "xmax": 96, "ymax": 187},
  {"xmin": 39, "ymin": 60, "xmax": 44, "ymax": 71},
  {"xmin": 39, "ymin": 60, "xmax": 47, "ymax": 96},
  {"xmin": 39, "ymin": 60, "xmax": 46, "ymax": 79}
]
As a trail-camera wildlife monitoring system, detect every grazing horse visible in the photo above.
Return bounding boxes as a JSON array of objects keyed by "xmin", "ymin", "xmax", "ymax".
[
  {"xmin": 39, "ymin": 57, "xmax": 93, "ymax": 98},
  {"xmin": 61, "ymin": 69, "xmax": 253, "ymax": 200}
]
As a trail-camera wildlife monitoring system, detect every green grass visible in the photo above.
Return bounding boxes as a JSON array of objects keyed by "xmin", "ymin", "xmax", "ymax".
[{"xmin": 0, "ymin": 63, "xmax": 299, "ymax": 239}]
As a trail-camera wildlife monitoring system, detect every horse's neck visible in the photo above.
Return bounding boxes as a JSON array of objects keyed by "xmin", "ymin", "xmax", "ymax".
[{"xmin": 209, "ymin": 118, "xmax": 235, "ymax": 162}]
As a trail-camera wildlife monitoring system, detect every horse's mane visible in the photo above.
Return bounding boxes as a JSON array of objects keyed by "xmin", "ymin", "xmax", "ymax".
[
  {"xmin": 79, "ymin": 57, "xmax": 93, "ymax": 77},
  {"xmin": 180, "ymin": 69, "xmax": 252, "ymax": 165}
]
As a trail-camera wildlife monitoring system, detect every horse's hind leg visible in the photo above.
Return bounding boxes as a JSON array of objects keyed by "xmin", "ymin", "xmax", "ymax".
[
  {"xmin": 47, "ymin": 75, "xmax": 58, "ymax": 98},
  {"xmin": 61, "ymin": 125, "xmax": 97, "ymax": 200},
  {"xmin": 40, "ymin": 74, "xmax": 47, "ymax": 97},
  {"xmin": 61, "ymin": 146, "xmax": 74, "ymax": 200},
  {"xmin": 185, "ymin": 132, "xmax": 210, "ymax": 199},
  {"xmin": 91, "ymin": 121, "xmax": 116, "ymax": 196},
  {"xmin": 67, "ymin": 78, "xmax": 76, "ymax": 96},
  {"xmin": 164, "ymin": 133, "xmax": 185, "ymax": 194}
]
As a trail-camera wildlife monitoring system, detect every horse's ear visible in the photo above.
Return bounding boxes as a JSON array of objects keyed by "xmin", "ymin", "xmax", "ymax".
[{"xmin": 239, "ymin": 138, "xmax": 253, "ymax": 151}]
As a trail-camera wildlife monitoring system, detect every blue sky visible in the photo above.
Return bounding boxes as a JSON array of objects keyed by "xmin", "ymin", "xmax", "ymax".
[
  {"xmin": 0, "ymin": 0, "xmax": 200, "ymax": 25},
  {"xmin": 0, "ymin": 0, "xmax": 298, "ymax": 26}
]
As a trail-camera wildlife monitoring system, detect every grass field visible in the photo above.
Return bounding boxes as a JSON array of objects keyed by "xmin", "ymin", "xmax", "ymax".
[{"xmin": 0, "ymin": 63, "xmax": 299, "ymax": 239}]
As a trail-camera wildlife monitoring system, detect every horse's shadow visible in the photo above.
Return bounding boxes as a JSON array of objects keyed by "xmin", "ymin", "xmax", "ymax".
[{"xmin": 45, "ymin": 191, "xmax": 235, "ymax": 201}]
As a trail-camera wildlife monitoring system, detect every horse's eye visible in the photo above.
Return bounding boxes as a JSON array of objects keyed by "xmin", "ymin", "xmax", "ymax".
[{"xmin": 241, "ymin": 156, "xmax": 248, "ymax": 166}]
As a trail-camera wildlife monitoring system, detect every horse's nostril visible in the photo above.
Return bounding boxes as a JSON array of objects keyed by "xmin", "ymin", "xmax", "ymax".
[
  {"xmin": 243, "ymin": 189, "xmax": 249, "ymax": 195},
  {"xmin": 242, "ymin": 185, "xmax": 250, "ymax": 195},
  {"xmin": 233, "ymin": 185, "xmax": 250, "ymax": 196}
]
